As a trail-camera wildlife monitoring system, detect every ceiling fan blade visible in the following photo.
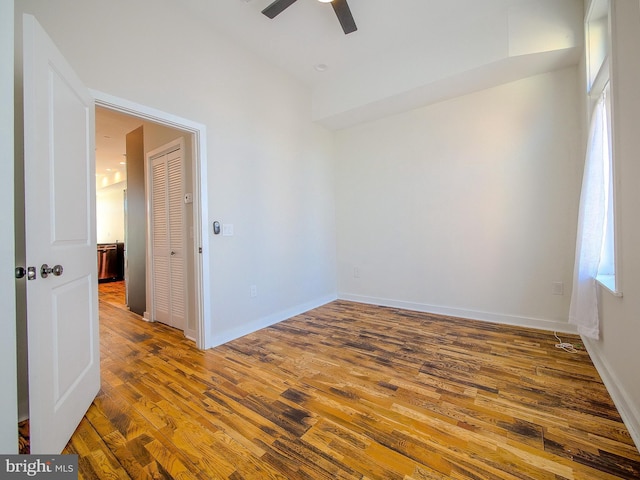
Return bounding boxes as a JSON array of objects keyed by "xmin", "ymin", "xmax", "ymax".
[
  {"xmin": 262, "ymin": 0, "xmax": 299, "ymax": 19},
  {"xmin": 331, "ymin": 0, "xmax": 357, "ymax": 34}
]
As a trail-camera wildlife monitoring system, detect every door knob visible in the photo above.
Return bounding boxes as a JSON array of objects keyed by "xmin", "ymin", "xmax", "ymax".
[{"xmin": 41, "ymin": 264, "xmax": 64, "ymax": 278}]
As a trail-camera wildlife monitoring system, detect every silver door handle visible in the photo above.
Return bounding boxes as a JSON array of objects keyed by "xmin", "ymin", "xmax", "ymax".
[{"xmin": 41, "ymin": 264, "xmax": 63, "ymax": 278}]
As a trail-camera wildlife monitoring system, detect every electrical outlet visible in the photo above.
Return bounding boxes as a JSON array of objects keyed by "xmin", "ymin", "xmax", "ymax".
[
  {"xmin": 250, "ymin": 285, "xmax": 258, "ymax": 298},
  {"xmin": 354, "ymin": 267, "xmax": 360, "ymax": 278},
  {"xmin": 552, "ymin": 281, "xmax": 564, "ymax": 295}
]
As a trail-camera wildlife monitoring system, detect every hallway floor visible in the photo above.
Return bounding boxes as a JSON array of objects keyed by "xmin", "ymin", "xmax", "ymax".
[{"xmin": 98, "ymin": 280, "xmax": 126, "ymax": 309}]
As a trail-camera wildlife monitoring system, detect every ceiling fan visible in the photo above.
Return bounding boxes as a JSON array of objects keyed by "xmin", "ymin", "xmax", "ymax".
[{"xmin": 262, "ymin": 0, "xmax": 357, "ymax": 35}]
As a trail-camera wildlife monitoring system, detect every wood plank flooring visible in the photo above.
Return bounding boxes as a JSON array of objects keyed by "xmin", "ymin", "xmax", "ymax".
[{"xmin": 64, "ymin": 281, "xmax": 640, "ymax": 479}]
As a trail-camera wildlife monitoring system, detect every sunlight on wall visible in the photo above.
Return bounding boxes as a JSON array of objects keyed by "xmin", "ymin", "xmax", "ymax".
[
  {"xmin": 96, "ymin": 186, "xmax": 125, "ymax": 243},
  {"xmin": 96, "ymin": 170, "xmax": 126, "ymax": 190}
]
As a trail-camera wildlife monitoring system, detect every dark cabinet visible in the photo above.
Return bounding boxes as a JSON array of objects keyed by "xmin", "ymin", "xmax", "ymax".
[{"xmin": 97, "ymin": 242, "xmax": 124, "ymax": 282}]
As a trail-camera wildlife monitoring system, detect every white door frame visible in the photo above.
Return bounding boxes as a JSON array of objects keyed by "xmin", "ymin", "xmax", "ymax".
[
  {"xmin": 92, "ymin": 90, "xmax": 212, "ymax": 349},
  {"xmin": 0, "ymin": 0, "xmax": 18, "ymax": 454}
]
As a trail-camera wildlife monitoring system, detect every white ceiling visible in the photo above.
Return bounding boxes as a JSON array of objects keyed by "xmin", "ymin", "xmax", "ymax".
[
  {"xmin": 179, "ymin": 0, "xmax": 584, "ymax": 128},
  {"xmin": 181, "ymin": 0, "xmax": 571, "ymax": 86},
  {"xmin": 96, "ymin": 0, "xmax": 584, "ymax": 176},
  {"xmin": 95, "ymin": 107, "xmax": 142, "ymax": 189}
]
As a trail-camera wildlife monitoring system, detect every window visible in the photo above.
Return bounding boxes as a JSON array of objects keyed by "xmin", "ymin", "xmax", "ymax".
[
  {"xmin": 586, "ymin": 0, "xmax": 609, "ymax": 95},
  {"xmin": 569, "ymin": 87, "xmax": 616, "ymax": 339},
  {"xmin": 569, "ymin": 0, "xmax": 619, "ymax": 339},
  {"xmin": 584, "ymin": 0, "xmax": 619, "ymax": 294},
  {"xmin": 594, "ymin": 84, "xmax": 618, "ymax": 294}
]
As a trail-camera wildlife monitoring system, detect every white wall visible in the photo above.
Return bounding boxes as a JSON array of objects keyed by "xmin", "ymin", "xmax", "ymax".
[
  {"xmin": 335, "ymin": 67, "xmax": 583, "ymax": 331},
  {"xmin": 0, "ymin": 0, "xmax": 18, "ymax": 455},
  {"xmin": 583, "ymin": 0, "xmax": 640, "ymax": 449},
  {"xmin": 15, "ymin": 0, "xmax": 337, "ymax": 346},
  {"xmin": 96, "ymin": 185, "xmax": 125, "ymax": 244}
]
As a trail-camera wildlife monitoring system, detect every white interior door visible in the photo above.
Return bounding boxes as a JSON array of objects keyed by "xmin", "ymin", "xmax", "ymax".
[
  {"xmin": 150, "ymin": 142, "xmax": 186, "ymax": 331},
  {"xmin": 23, "ymin": 14, "xmax": 100, "ymax": 454}
]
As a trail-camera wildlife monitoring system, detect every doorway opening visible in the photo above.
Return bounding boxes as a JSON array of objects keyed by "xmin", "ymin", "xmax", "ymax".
[{"xmin": 93, "ymin": 91, "xmax": 211, "ymax": 349}]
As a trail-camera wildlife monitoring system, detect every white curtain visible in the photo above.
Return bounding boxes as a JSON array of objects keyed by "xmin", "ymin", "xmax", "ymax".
[{"xmin": 569, "ymin": 94, "xmax": 609, "ymax": 339}]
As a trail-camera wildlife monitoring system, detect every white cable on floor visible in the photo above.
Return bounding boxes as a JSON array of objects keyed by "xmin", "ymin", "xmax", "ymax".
[{"xmin": 554, "ymin": 332, "xmax": 578, "ymax": 354}]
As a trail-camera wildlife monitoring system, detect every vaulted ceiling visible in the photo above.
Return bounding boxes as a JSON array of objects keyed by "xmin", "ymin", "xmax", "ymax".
[{"xmin": 180, "ymin": 0, "xmax": 584, "ymax": 129}]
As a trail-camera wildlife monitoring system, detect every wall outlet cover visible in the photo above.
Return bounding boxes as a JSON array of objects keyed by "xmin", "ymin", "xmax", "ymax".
[{"xmin": 552, "ymin": 281, "xmax": 564, "ymax": 295}]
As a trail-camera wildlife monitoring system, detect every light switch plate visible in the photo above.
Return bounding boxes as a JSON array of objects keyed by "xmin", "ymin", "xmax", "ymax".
[{"xmin": 222, "ymin": 224, "xmax": 234, "ymax": 236}]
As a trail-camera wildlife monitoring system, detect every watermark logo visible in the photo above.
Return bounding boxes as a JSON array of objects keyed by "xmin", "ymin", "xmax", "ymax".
[{"xmin": 1, "ymin": 455, "xmax": 77, "ymax": 479}]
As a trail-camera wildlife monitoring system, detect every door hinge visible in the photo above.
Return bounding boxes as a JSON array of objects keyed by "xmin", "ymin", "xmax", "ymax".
[{"xmin": 199, "ymin": 247, "xmax": 202, "ymax": 254}]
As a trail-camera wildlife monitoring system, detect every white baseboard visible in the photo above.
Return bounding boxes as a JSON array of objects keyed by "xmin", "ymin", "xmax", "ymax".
[
  {"xmin": 582, "ymin": 336, "xmax": 640, "ymax": 452},
  {"xmin": 337, "ymin": 293, "xmax": 578, "ymax": 334},
  {"xmin": 210, "ymin": 294, "xmax": 338, "ymax": 348}
]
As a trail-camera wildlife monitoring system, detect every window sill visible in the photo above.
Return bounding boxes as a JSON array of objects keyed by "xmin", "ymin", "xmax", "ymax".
[{"xmin": 596, "ymin": 275, "xmax": 623, "ymax": 297}]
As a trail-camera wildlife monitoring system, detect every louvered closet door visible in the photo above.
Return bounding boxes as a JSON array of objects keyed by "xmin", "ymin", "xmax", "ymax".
[
  {"xmin": 167, "ymin": 149, "xmax": 185, "ymax": 330},
  {"xmin": 151, "ymin": 146, "xmax": 186, "ymax": 331}
]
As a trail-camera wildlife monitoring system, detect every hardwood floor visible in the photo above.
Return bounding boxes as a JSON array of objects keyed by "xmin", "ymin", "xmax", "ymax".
[{"xmin": 64, "ymin": 282, "xmax": 640, "ymax": 479}]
